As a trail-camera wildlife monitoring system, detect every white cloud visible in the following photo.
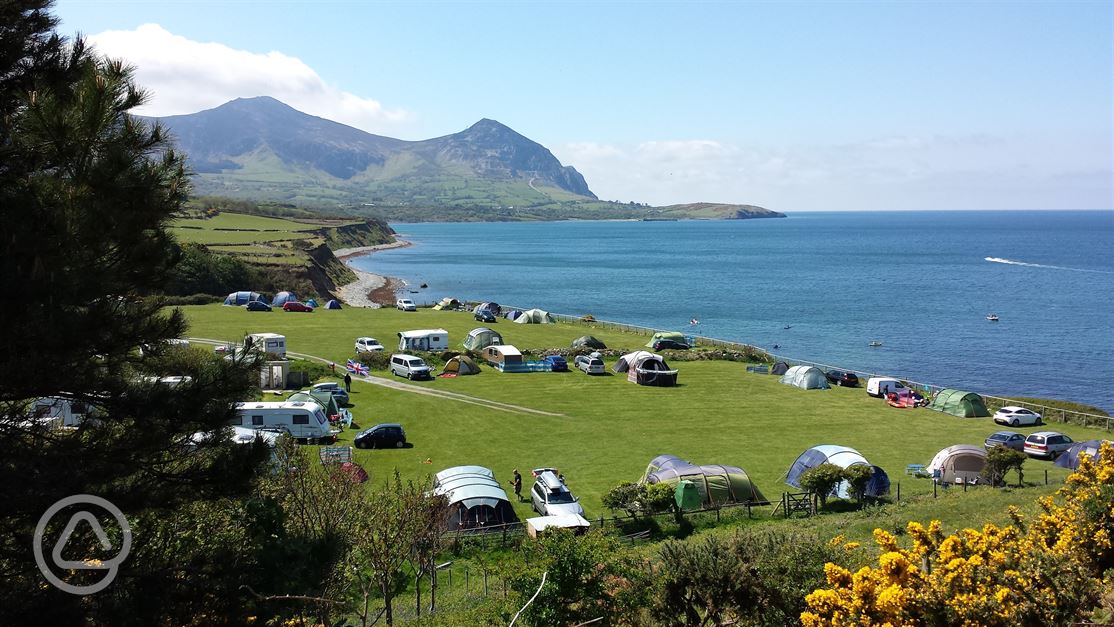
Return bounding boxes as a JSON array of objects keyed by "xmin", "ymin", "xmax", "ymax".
[{"xmin": 88, "ymin": 24, "xmax": 411, "ymax": 133}]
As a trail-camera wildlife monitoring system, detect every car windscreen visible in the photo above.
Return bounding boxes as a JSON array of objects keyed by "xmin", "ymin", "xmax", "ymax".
[{"xmin": 547, "ymin": 490, "xmax": 574, "ymax": 504}]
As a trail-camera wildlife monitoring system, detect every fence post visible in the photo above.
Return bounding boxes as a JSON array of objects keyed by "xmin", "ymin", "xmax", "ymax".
[
  {"xmin": 933, "ymin": 481, "xmax": 938, "ymax": 498},
  {"xmin": 1045, "ymin": 469, "xmax": 1048, "ymax": 485},
  {"xmin": 465, "ymin": 568, "xmax": 469, "ymax": 594},
  {"xmin": 896, "ymin": 482, "xmax": 900, "ymax": 502}
]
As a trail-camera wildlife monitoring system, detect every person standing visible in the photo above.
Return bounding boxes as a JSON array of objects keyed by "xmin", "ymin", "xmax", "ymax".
[
  {"xmin": 510, "ymin": 469, "xmax": 523, "ymax": 502},
  {"xmin": 343, "ymin": 371, "xmax": 352, "ymax": 393}
]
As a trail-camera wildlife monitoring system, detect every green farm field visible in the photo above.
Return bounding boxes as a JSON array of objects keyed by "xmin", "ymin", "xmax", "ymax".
[{"xmin": 181, "ymin": 304, "xmax": 1108, "ymax": 529}]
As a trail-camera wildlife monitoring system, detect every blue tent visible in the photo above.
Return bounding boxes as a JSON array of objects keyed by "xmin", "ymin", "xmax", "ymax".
[
  {"xmin": 305, "ymin": 298, "xmax": 319, "ymax": 308},
  {"xmin": 223, "ymin": 291, "xmax": 265, "ymax": 306},
  {"xmin": 504, "ymin": 310, "xmax": 523, "ymax": 321},
  {"xmin": 1054, "ymin": 440, "xmax": 1110, "ymax": 471},
  {"xmin": 325, "ymin": 299, "xmax": 342, "ymax": 310},
  {"xmin": 785, "ymin": 445, "xmax": 890, "ymax": 499},
  {"xmin": 272, "ymin": 291, "xmax": 297, "ymax": 306}
]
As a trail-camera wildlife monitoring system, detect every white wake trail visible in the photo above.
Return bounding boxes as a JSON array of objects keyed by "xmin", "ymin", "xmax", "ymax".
[{"xmin": 984, "ymin": 257, "xmax": 1112, "ymax": 274}]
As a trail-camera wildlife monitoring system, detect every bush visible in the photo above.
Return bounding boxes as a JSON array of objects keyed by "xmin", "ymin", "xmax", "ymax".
[
  {"xmin": 798, "ymin": 464, "xmax": 845, "ymax": 508},
  {"xmin": 162, "ymin": 293, "xmax": 221, "ymax": 306},
  {"xmin": 287, "ymin": 358, "xmax": 334, "ymax": 382},
  {"xmin": 983, "ymin": 446, "xmax": 1027, "ymax": 486},
  {"xmin": 843, "ymin": 465, "xmax": 875, "ymax": 502},
  {"xmin": 356, "ymin": 351, "xmax": 392, "ymax": 371},
  {"xmin": 602, "ymin": 481, "xmax": 647, "ymax": 519}
]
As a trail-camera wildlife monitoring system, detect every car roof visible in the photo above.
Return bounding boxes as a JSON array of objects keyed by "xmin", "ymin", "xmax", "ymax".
[
  {"xmin": 1028, "ymin": 431, "xmax": 1061, "ymax": 438},
  {"xmin": 989, "ymin": 430, "xmax": 1021, "ymax": 437},
  {"xmin": 371, "ymin": 422, "xmax": 402, "ymax": 429},
  {"xmin": 999, "ymin": 406, "xmax": 1027, "ymax": 412}
]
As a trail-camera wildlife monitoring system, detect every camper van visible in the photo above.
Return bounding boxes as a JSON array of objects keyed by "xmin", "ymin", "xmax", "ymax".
[
  {"xmin": 233, "ymin": 401, "xmax": 335, "ymax": 441},
  {"xmin": 867, "ymin": 377, "xmax": 907, "ymax": 398},
  {"xmin": 389, "ymin": 354, "xmax": 432, "ymax": 380},
  {"xmin": 397, "ymin": 329, "xmax": 448, "ymax": 352},
  {"xmin": 246, "ymin": 333, "xmax": 287, "ymax": 359}
]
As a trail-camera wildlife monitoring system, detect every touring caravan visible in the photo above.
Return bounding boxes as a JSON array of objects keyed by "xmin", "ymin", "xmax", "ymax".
[
  {"xmin": 246, "ymin": 333, "xmax": 287, "ymax": 359},
  {"xmin": 482, "ymin": 345, "xmax": 524, "ymax": 371},
  {"xmin": 233, "ymin": 401, "xmax": 335, "ymax": 441},
  {"xmin": 398, "ymin": 329, "xmax": 449, "ymax": 352}
]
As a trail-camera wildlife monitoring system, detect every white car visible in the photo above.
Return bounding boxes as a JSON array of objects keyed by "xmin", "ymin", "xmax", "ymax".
[
  {"xmin": 574, "ymin": 354, "xmax": 605, "ymax": 375},
  {"xmin": 355, "ymin": 336, "xmax": 385, "ymax": 353},
  {"xmin": 396, "ymin": 299, "xmax": 416, "ymax": 311},
  {"xmin": 993, "ymin": 406, "xmax": 1042, "ymax": 427}
]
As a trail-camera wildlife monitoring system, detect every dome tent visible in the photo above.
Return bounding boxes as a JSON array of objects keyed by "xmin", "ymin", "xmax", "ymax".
[
  {"xmin": 613, "ymin": 351, "xmax": 678, "ymax": 387},
  {"xmin": 785, "ymin": 445, "xmax": 890, "ymax": 499},
  {"xmin": 271, "ymin": 291, "xmax": 297, "ymax": 306},
  {"xmin": 473, "ymin": 302, "xmax": 501, "ymax": 315},
  {"xmin": 770, "ymin": 361, "xmax": 790, "ymax": 375},
  {"xmin": 432, "ymin": 297, "xmax": 461, "ymax": 311},
  {"xmin": 462, "ymin": 327, "xmax": 503, "ymax": 351},
  {"xmin": 926, "ymin": 445, "xmax": 987, "ymax": 483},
  {"xmin": 779, "ymin": 365, "xmax": 830, "ymax": 390},
  {"xmin": 572, "ymin": 335, "xmax": 607, "ymax": 350},
  {"xmin": 442, "ymin": 355, "xmax": 481, "ymax": 375},
  {"xmin": 926, "ymin": 389, "xmax": 990, "ymax": 418},
  {"xmin": 642, "ymin": 454, "xmax": 768, "ymax": 508},
  {"xmin": 645, "ymin": 331, "xmax": 687, "ymax": 349},
  {"xmin": 324, "ymin": 299, "xmax": 342, "ymax": 310},
  {"xmin": 504, "ymin": 310, "xmax": 524, "ymax": 321},
  {"xmin": 305, "ymin": 298, "xmax": 319, "ymax": 308},
  {"xmin": 1054, "ymin": 440, "xmax": 1111, "ymax": 471},
  {"xmin": 515, "ymin": 308, "xmax": 554, "ymax": 324},
  {"xmin": 223, "ymin": 291, "xmax": 266, "ymax": 306}
]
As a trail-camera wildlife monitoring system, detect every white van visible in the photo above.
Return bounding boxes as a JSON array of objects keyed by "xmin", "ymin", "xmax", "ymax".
[
  {"xmin": 234, "ymin": 401, "xmax": 335, "ymax": 441},
  {"xmin": 397, "ymin": 329, "xmax": 448, "ymax": 352},
  {"xmin": 390, "ymin": 354, "xmax": 432, "ymax": 380},
  {"xmin": 246, "ymin": 333, "xmax": 287, "ymax": 359},
  {"xmin": 867, "ymin": 377, "xmax": 907, "ymax": 397}
]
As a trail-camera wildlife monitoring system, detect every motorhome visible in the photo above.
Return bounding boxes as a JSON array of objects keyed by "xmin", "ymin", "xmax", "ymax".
[
  {"xmin": 246, "ymin": 333, "xmax": 287, "ymax": 359},
  {"xmin": 233, "ymin": 401, "xmax": 334, "ymax": 441},
  {"xmin": 397, "ymin": 329, "xmax": 448, "ymax": 352}
]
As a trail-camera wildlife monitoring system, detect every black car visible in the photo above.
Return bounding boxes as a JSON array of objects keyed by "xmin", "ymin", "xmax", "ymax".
[
  {"xmin": 246, "ymin": 300, "xmax": 272, "ymax": 312},
  {"xmin": 652, "ymin": 339, "xmax": 691, "ymax": 351},
  {"xmin": 474, "ymin": 309, "xmax": 497, "ymax": 323},
  {"xmin": 354, "ymin": 423, "xmax": 407, "ymax": 449},
  {"xmin": 825, "ymin": 370, "xmax": 859, "ymax": 387}
]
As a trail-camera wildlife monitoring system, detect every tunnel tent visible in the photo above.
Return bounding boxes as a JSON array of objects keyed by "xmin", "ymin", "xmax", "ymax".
[
  {"xmin": 462, "ymin": 327, "xmax": 503, "ymax": 351},
  {"xmin": 1054, "ymin": 440, "xmax": 1111, "ymax": 471},
  {"xmin": 504, "ymin": 310, "xmax": 524, "ymax": 321},
  {"xmin": 614, "ymin": 351, "xmax": 678, "ymax": 386},
  {"xmin": 645, "ymin": 331, "xmax": 688, "ymax": 349},
  {"xmin": 926, "ymin": 389, "xmax": 990, "ymax": 418},
  {"xmin": 324, "ymin": 299, "xmax": 342, "ymax": 310},
  {"xmin": 271, "ymin": 291, "xmax": 298, "ymax": 306},
  {"xmin": 434, "ymin": 466, "xmax": 494, "ymax": 488},
  {"xmin": 474, "ymin": 302, "xmax": 501, "ymax": 315},
  {"xmin": 784, "ymin": 445, "xmax": 891, "ymax": 499},
  {"xmin": 926, "ymin": 445, "xmax": 987, "ymax": 483},
  {"xmin": 515, "ymin": 308, "xmax": 554, "ymax": 324},
  {"xmin": 779, "ymin": 365, "xmax": 830, "ymax": 390},
  {"xmin": 642, "ymin": 454, "xmax": 768, "ymax": 507},
  {"xmin": 223, "ymin": 291, "xmax": 266, "ymax": 306},
  {"xmin": 770, "ymin": 361, "xmax": 790, "ymax": 375},
  {"xmin": 571, "ymin": 335, "xmax": 607, "ymax": 349},
  {"xmin": 432, "ymin": 467, "xmax": 518, "ymax": 530},
  {"xmin": 442, "ymin": 355, "xmax": 481, "ymax": 375}
]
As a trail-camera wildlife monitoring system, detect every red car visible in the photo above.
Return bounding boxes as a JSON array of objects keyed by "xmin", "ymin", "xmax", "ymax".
[{"xmin": 282, "ymin": 301, "xmax": 314, "ymax": 312}]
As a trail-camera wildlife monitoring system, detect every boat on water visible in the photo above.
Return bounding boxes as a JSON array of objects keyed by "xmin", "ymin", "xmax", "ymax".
[
  {"xmin": 986, "ymin": 314, "xmax": 999, "ymax": 321},
  {"xmin": 868, "ymin": 341, "xmax": 883, "ymax": 347}
]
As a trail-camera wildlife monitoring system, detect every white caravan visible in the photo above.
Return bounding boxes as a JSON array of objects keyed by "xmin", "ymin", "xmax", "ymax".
[
  {"xmin": 246, "ymin": 333, "xmax": 287, "ymax": 359},
  {"xmin": 233, "ymin": 400, "xmax": 334, "ymax": 441},
  {"xmin": 397, "ymin": 329, "xmax": 449, "ymax": 352}
]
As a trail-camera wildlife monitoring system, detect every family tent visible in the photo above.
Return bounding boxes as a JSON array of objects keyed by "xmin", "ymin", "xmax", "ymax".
[
  {"xmin": 271, "ymin": 291, "xmax": 298, "ymax": 307},
  {"xmin": 785, "ymin": 445, "xmax": 891, "ymax": 499},
  {"xmin": 305, "ymin": 298, "xmax": 319, "ymax": 308},
  {"xmin": 770, "ymin": 361, "xmax": 791, "ymax": 375},
  {"xmin": 324, "ymin": 299, "xmax": 342, "ymax": 310},
  {"xmin": 432, "ymin": 297, "xmax": 461, "ymax": 311},
  {"xmin": 442, "ymin": 355, "xmax": 481, "ymax": 375},
  {"xmin": 462, "ymin": 327, "xmax": 503, "ymax": 351},
  {"xmin": 515, "ymin": 308, "xmax": 554, "ymax": 324},
  {"xmin": 571, "ymin": 335, "xmax": 607, "ymax": 350},
  {"xmin": 926, "ymin": 445, "xmax": 987, "ymax": 483},
  {"xmin": 1054, "ymin": 440, "xmax": 1112, "ymax": 471},
  {"xmin": 613, "ymin": 351, "xmax": 679, "ymax": 387},
  {"xmin": 474, "ymin": 302, "xmax": 501, "ymax": 315},
  {"xmin": 432, "ymin": 466, "xmax": 518, "ymax": 530},
  {"xmin": 779, "ymin": 365, "xmax": 830, "ymax": 390},
  {"xmin": 645, "ymin": 331, "xmax": 687, "ymax": 349},
  {"xmin": 504, "ymin": 310, "xmax": 524, "ymax": 321},
  {"xmin": 223, "ymin": 291, "xmax": 266, "ymax": 306},
  {"xmin": 642, "ymin": 454, "xmax": 768, "ymax": 508},
  {"xmin": 926, "ymin": 389, "xmax": 990, "ymax": 418}
]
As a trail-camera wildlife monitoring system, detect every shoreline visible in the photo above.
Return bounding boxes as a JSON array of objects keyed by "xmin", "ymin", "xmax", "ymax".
[{"xmin": 334, "ymin": 239, "xmax": 412, "ymax": 308}]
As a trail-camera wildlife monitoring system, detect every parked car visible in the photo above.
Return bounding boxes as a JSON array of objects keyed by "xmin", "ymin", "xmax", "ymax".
[
  {"xmin": 984, "ymin": 430, "xmax": 1026, "ymax": 451},
  {"xmin": 282, "ymin": 301, "xmax": 313, "ymax": 312},
  {"xmin": 542, "ymin": 355, "xmax": 568, "ymax": 372},
  {"xmin": 474, "ymin": 308, "xmax": 497, "ymax": 323},
  {"xmin": 311, "ymin": 381, "xmax": 350, "ymax": 406},
  {"xmin": 993, "ymin": 406, "xmax": 1042, "ymax": 427},
  {"xmin": 825, "ymin": 370, "xmax": 860, "ymax": 387},
  {"xmin": 354, "ymin": 423, "xmax": 407, "ymax": 449},
  {"xmin": 574, "ymin": 354, "xmax": 605, "ymax": 375},
  {"xmin": 354, "ymin": 336, "xmax": 385, "ymax": 353},
  {"xmin": 1024, "ymin": 431, "xmax": 1074, "ymax": 459},
  {"xmin": 530, "ymin": 469, "xmax": 584, "ymax": 517},
  {"xmin": 246, "ymin": 300, "xmax": 272, "ymax": 312},
  {"xmin": 652, "ymin": 339, "xmax": 691, "ymax": 351},
  {"xmin": 389, "ymin": 354, "xmax": 431, "ymax": 380},
  {"xmin": 396, "ymin": 299, "xmax": 416, "ymax": 311}
]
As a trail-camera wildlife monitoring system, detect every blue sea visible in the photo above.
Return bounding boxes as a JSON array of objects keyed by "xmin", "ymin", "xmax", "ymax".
[{"xmin": 353, "ymin": 211, "xmax": 1114, "ymax": 412}]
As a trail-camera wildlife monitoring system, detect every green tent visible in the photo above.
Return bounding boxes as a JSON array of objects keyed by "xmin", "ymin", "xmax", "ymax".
[
  {"xmin": 643, "ymin": 454, "xmax": 769, "ymax": 506},
  {"xmin": 645, "ymin": 331, "xmax": 687, "ymax": 349},
  {"xmin": 674, "ymin": 480, "xmax": 702, "ymax": 511},
  {"xmin": 926, "ymin": 388, "xmax": 990, "ymax": 418}
]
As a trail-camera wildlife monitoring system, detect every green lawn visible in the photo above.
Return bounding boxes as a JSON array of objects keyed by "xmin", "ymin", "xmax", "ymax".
[{"xmin": 181, "ymin": 304, "xmax": 1108, "ymax": 527}]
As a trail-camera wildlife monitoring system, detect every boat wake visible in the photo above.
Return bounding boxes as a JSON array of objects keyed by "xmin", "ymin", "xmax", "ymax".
[{"xmin": 984, "ymin": 257, "xmax": 1112, "ymax": 274}]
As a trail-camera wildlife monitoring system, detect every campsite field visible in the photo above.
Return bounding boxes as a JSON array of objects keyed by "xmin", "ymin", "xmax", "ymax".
[{"xmin": 181, "ymin": 304, "xmax": 1109, "ymax": 529}]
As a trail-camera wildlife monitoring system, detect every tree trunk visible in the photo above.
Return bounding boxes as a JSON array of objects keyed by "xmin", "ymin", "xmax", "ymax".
[
  {"xmin": 415, "ymin": 568, "xmax": 422, "ymax": 619},
  {"xmin": 430, "ymin": 566, "xmax": 438, "ymax": 613},
  {"xmin": 382, "ymin": 581, "xmax": 393, "ymax": 626}
]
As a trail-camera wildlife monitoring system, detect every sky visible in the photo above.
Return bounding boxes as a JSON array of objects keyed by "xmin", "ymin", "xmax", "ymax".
[{"xmin": 54, "ymin": 1, "xmax": 1114, "ymax": 211}]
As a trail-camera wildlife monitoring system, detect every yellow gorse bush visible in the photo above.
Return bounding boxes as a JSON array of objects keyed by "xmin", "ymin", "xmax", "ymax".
[{"xmin": 802, "ymin": 441, "xmax": 1114, "ymax": 626}]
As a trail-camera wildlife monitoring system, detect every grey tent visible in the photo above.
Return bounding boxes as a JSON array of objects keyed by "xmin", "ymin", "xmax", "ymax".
[
  {"xmin": 442, "ymin": 355, "xmax": 481, "ymax": 375},
  {"xmin": 515, "ymin": 308, "xmax": 554, "ymax": 324},
  {"xmin": 572, "ymin": 335, "xmax": 607, "ymax": 349},
  {"xmin": 642, "ymin": 454, "xmax": 768, "ymax": 507},
  {"xmin": 305, "ymin": 298, "xmax": 319, "ymax": 308},
  {"xmin": 1054, "ymin": 440, "xmax": 1111, "ymax": 471},
  {"xmin": 780, "ymin": 365, "xmax": 830, "ymax": 390},
  {"xmin": 324, "ymin": 299, "xmax": 342, "ymax": 309},
  {"xmin": 432, "ymin": 466, "xmax": 518, "ymax": 530},
  {"xmin": 771, "ymin": 361, "xmax": 790, "ymax": 375},
  {"xmin": 272, "ymin": 291, "xmax": 297, "ymax": 306},
  {"xmin": 504, "ymin": 310, "xmax": 524, "ymax": 321},
  {"xmin": 785, "ymin": 445, "xmax": 890, "ymax": 499},
  {"xmin": 613, "ymin": 351, "xmax": 678, "ymax": 386},
  {"xmin": 474, "ymin": 302, "xmax": 502, "ymax": 315},
  {"xmin": 463, "ymin": 327, "xmax": 503, "ymax": 351},
  {"xmin": 927, "ymin": 445, "xmax": 987, "ymax": 483},
  {"xmin": 223, "ymin": 291, "xmax": 265, "ymax": 306}
]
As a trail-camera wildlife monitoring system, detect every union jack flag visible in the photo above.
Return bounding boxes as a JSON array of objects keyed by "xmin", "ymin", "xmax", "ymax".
[{"xmin": 346, "ymin": 359, "xmax": 369, "ymax": 376}]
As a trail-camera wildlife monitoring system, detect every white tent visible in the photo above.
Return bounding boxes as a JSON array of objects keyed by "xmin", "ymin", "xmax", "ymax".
[
  {"xmin": 926, "ymin": 445, "xmax": 987, "ymax": 483},
  {"xmin": 779, "ymin": 365, "xmax": 830, "ymax": 390},
  {"xmin": 515, "ymin": 308, "xmax": 554, "ymax": 324}
]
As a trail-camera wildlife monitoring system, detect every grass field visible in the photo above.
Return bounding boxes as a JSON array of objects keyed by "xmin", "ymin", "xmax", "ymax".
[{"xmin": 181, "ymin": 304, "xmax": 1108, "ymax": 530}]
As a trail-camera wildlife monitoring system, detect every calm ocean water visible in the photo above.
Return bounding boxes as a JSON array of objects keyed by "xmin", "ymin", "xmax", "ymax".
[{"xmin": 354, "ymin": 211, "xmax": 1114, "ymax": 412}]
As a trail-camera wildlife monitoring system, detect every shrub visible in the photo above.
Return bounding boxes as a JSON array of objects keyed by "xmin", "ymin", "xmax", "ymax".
[
  {"xmin": 798, "ymin": 464, "xmax": 845, "ymax": 508},
  {"xmin": 287, "ymin": 358, "xmax": 333, "ymax": 382},
  {"xmin": 356, "ymin": 351, "xmax": 392, "ymax": 371},
  {"xmin": 843, "ymin": 465, "xmax": 875, "ymax": 502},
  {"xmin": 162, "ymin": 293, "xmax": 221, "ymax": 306},
  {"xmin": 982, "ymin": 446, "xmax": 1027, "ymax": 486},
  {"xmin": 602, "ymin": 481, "xmax": 647, "ymax": 519},
  {"xmin": 644, "ymin": 482, "xmax": 678, "ymax": 518}
]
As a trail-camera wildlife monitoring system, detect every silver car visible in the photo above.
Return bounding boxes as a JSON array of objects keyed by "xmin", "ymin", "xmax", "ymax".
[
  {"xmin": 1024, "ymin": 431, "xmax": 1074, "ymax": 459},
  {"xmin": 574, "ymin": 354, "xmax": 605, "ymax": 375},
  {"xmin": 530, "ymin": 469, "xmax": 585, "ymax": 517}
]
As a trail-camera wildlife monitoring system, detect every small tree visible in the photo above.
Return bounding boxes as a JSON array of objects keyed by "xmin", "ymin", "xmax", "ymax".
[
  {"xmin": 799, "ymin": 464, "xmax": 845, "ymax": 509},
  {"xmin": 602, "ymin": 481, "xmax": 647, "ymax": 519},
  {"xmin": 843, "ymin": 465, "xmax": 875, "ymax": 503},
  {"xmin": 653, "ymin": 535, "xmax": 756, "ymax": 626},
  {"xmin": 983, "ymin": 447, "xmax": 1027, "ymax": 486}
]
